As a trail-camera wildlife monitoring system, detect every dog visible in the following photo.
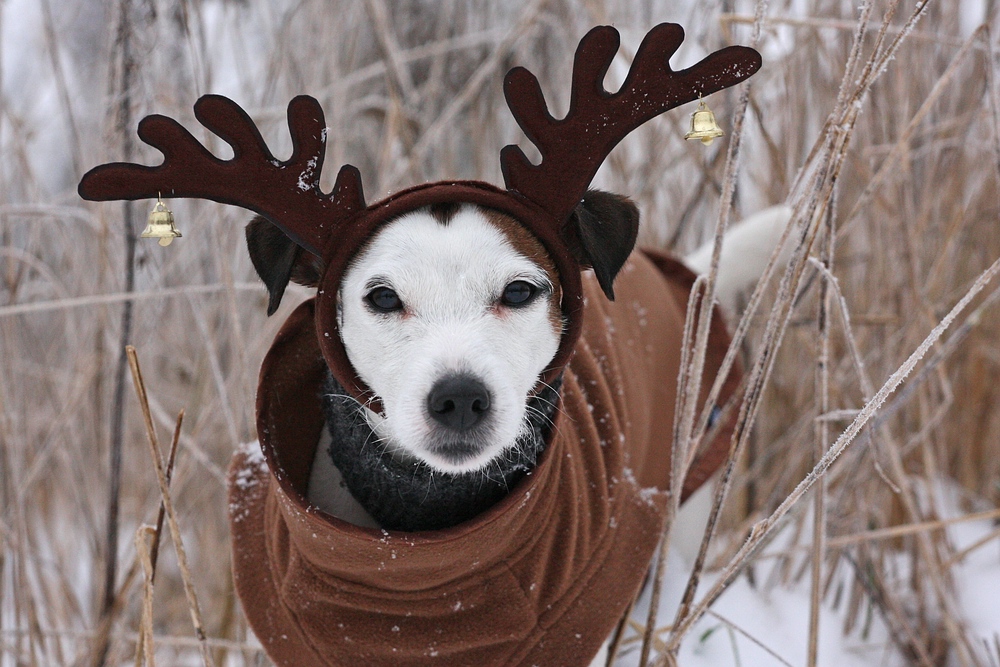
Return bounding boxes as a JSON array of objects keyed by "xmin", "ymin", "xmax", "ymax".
[
  {"xmin": 246, "ymin": 194, "xmax": 791, "ymax": 665},
  {"xmin": 78, "ymin": 23, "xmax": 768, "ymax": 665},
  {"xmin": 246, "ymin": 191, "xmax": 637, "ymax": 531},
  {"xmin": 247, "ymin": 197, "xmax": 791, "ymax": 532}
]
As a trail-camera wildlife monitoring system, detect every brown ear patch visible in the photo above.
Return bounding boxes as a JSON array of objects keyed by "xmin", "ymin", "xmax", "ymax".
[{"xmin": 482, "ymin": 208, "xmax": 563, "ymax": 334}]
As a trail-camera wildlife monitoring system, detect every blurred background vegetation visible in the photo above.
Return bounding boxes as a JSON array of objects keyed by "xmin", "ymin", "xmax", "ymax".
[{"xmin": 2, "ymin": 0, "xmax": 1000, "ymax": 664}]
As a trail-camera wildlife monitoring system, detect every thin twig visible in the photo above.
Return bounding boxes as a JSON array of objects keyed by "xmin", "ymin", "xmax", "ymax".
[
  {"xmin": 605, "ymin": 594, "xmax": 636, "ymax": 667},
  {"xmin": 0, "ymin": 282, "xmax": 263, "ymax": 319},
  {"xmin": 808, "ymin": 189, "xmax": 836, "ymax": 667},
  {"xmin": 638, "ymin": 275, "xmax": 704, "ymax": 667},
  {"xmin": 126, "ymin": 346, "xmax": 215, "ymax": 667},
  {"xmin": 826, "ymin": 507, "xmax": 1000, "ymax": 548},
  {"xmin": 134, "ymin": 526, "xmax": 156, "ymax": 667},
  {"xmin": 150, "ymin": 410, "xmax": 183, "ymax": 583},
  {"xmin": 39, "ymin": 0, "xmax": 83, "ymax": 179},
  {"xmin": 647, "ymin": 7, "xmax": 769, "ymax": 665},
  {"xmin": 95, "ymin": 2, "xmax": 140, "ymax": 664},
  {"xmin": 705, "ymin": 610, "xmax": 795, "ymax": 667},
  {"xmin": 670, "ymin": 252, "xmax": 1000, "ymax": 646},
  {"xmin": 946, "ymin": 526, "xmax": 1000, "ymax": 568}
]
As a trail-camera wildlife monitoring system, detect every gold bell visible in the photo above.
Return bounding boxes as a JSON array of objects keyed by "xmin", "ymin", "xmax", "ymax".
[
  {"xmin": 684, "ymin": 100, "xmax": 724, "ymax": 146},
  {"xmin": 141, "ymin": 196, "xmax": 182, "ymax": 247}
]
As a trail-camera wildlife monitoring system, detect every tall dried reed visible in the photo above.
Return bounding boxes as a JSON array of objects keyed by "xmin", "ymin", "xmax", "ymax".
[{"xmin": 2, "ymin": 0, "xmax": 998, "ymax": 665}]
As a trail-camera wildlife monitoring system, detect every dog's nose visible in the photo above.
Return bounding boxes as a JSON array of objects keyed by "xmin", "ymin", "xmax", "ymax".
[{"xmin": 427, "ymin": 375, "xmax": 491, "ymax": 431}]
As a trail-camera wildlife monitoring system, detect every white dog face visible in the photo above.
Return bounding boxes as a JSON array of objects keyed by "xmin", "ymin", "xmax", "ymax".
[{"xmin": 337, "ymin": 204, "xmax": 563, "ymax": 473}]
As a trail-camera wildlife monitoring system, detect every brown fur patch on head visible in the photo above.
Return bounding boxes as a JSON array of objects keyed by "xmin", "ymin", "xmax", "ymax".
[
  {"xmin": 481, "ymin": 208, "xmax": 563, "ymax": 335},
  {"xmin": 429, "ymin": 202, "xmax": 461, "ymax": 224}
]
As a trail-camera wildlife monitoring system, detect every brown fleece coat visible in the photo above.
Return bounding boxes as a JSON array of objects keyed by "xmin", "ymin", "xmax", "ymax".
[{"xmin": 228, "ymin": 249, "xmax": 740, "ymax": 666}]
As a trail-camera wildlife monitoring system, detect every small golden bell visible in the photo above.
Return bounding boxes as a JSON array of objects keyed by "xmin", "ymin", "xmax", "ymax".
[
  {"xmin": 141, "ymin": 196, "xmax": 182, "ymax": 247},
  {"xmin": 684, "ymin": 100, "xmax": 725, "ymax": 146}
]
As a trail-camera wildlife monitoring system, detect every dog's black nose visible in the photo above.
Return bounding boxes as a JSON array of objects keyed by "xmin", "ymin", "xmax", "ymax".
[{"xmin": 427, "ymin": 375, "xmax": 491, "ymax": 431}]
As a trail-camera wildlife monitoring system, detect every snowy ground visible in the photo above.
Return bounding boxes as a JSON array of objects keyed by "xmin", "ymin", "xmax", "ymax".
[
  {"xmin": 617, "ymin": 548, "xmax": 902, "ymax": 666},
  {"xmin": 608, "ymin": 483, "xmax": 1000, "ymax": 666}
]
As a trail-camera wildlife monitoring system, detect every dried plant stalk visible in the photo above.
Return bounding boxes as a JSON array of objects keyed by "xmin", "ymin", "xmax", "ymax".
[
  {"xmin": 6, "ymin": 2, "xmax": 1000, "ymax": 664},
  {"xmin": 669, "ymin": 253, "xmax": 1000, "ymax": 647},
  {"xmin": 126, "ymin": 346, "xmax": 215, "ymax": 667},
  {"xmin": 149, "ymin": 410, "xmax": 183, "ymax": 583},
  {"xmin": 133, "ymin": 525, "xmax": 156, "ymax": 667},
  {"xmin": 807, "ymin": 198, "xmax": 835, "ymax": 667}
]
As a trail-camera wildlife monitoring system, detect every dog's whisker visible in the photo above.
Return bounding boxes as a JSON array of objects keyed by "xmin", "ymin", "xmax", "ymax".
[
  {"xmin": 410, "ymin": 464, "xmax": 426, "ymax": 488},
  {"xmin": 419, "ymin": 471, "xmax": 436, "ymax": 506},
  {"xmin": 525, "ymin": 404, "xmax": 555, "ymax": 427},
  {"xmin": 364, "ymin": 431, "xmax": 386, "ymax": 451},
  {"xmin": 533, "ymin": 378, "xmax": 561, "ymax": 395}
]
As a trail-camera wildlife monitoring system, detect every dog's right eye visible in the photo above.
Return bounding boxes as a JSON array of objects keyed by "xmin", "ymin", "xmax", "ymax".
[
  {"xmin": 501, "ymin": 280, "xmax": 538, "ymax": 307},
  {"xmin": 366, "ymin": 287, "xmax": 403, "ymax": 312}
]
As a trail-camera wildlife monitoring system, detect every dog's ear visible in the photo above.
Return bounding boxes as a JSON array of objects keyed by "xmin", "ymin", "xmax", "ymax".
[
  {"xmin": 562, "ymin": 190, "xmax": 639, "ymax": 301},
  {"xmin": 245, "ymin": 216, "xmax": 324, "ymax": 316}
]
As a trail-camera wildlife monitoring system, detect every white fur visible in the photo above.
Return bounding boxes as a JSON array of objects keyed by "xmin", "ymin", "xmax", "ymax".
[
  {"xmin": 336, "ymin": 205, "xmax": 561, "ymax": 474},
  {"xmin": 683, "ymin": 205, "xmax": 794, "ymax": 314},
  {"xmin": 306, "ymin": 427, "xmax": 380, "ymax": 528}
]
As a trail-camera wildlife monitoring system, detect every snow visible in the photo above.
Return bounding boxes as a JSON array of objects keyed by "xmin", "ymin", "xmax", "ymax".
[
  {"xmin": 611, "ymin": 482, "xmax": 1000, "ymax": 666},
  {"xmin": 659, "ymin": 568, "xmax": 898, "ymax": 666},
  {"xmin": 229, "ymin": 440, "xmax": 267, "ymax": 524}
]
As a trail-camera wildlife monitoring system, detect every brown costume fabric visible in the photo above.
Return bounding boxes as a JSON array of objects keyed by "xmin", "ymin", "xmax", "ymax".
[{"xmin": 229, "ymin": 249, "xmax": 741, "ymax": 667}]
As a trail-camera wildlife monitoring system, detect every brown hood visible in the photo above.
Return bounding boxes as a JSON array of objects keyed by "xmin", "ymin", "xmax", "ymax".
[{"xmin": 228, "ymin": 249, "xmax": 740, "ymax": 666}]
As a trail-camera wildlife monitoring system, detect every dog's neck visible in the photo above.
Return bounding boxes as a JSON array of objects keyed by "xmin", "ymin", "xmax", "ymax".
[{"xmin": 319, "ymin": 370, "xmax": 562, "ymax": 532}]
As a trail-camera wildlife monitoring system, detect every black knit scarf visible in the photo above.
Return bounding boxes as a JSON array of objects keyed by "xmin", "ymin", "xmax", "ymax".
[{"xmin": 320, "ymin": 371, "xmax": 562, "ymax": 532}]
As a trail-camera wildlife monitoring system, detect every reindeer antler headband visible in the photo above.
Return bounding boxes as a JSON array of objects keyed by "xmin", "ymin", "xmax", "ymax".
[{"xmin": 79, "ymin": 23, "xmax": 761, "ymax": 406}]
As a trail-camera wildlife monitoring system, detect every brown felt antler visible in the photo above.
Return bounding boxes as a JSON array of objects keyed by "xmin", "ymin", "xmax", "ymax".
[
  {"xmin": 500, "ymin": 23, "xmax": 761, "ymax": 221},
  {"xmin": 78, "ymin": 95, "xmax": 365, "ymax": 256},
  {"xmin": 77, "ymin": 23, "xmax": 761, "ymax": 412}
]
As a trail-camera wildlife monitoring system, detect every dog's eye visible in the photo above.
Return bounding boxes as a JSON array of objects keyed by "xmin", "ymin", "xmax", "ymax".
[
  {"xmin": 366, "ymin": 286, "xmax": 403, "ymax": 312},
  {"xmin": 501, "ymin": 281, "xmax": 537, "ymax": 307}
]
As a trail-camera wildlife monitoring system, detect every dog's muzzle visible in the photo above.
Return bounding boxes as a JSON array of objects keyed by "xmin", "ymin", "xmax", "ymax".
[{"xmin": 426, "ymin": 373, "xmax": 492, "ymax": 461}]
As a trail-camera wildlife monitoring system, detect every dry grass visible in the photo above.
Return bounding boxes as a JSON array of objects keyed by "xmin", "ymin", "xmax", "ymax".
[{"xmin": 2, "ymin": 0, "xmax": 1000, "ymax": 665}]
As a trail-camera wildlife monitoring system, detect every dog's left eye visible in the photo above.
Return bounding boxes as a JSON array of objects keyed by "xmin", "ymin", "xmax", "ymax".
[
  {"xmin": 501, "ymin": 281, "xmax": 537, "ymax": 307},
  {"xmin": 366, "ymin": 286, "xmax": 403, "ymax": 312}
]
